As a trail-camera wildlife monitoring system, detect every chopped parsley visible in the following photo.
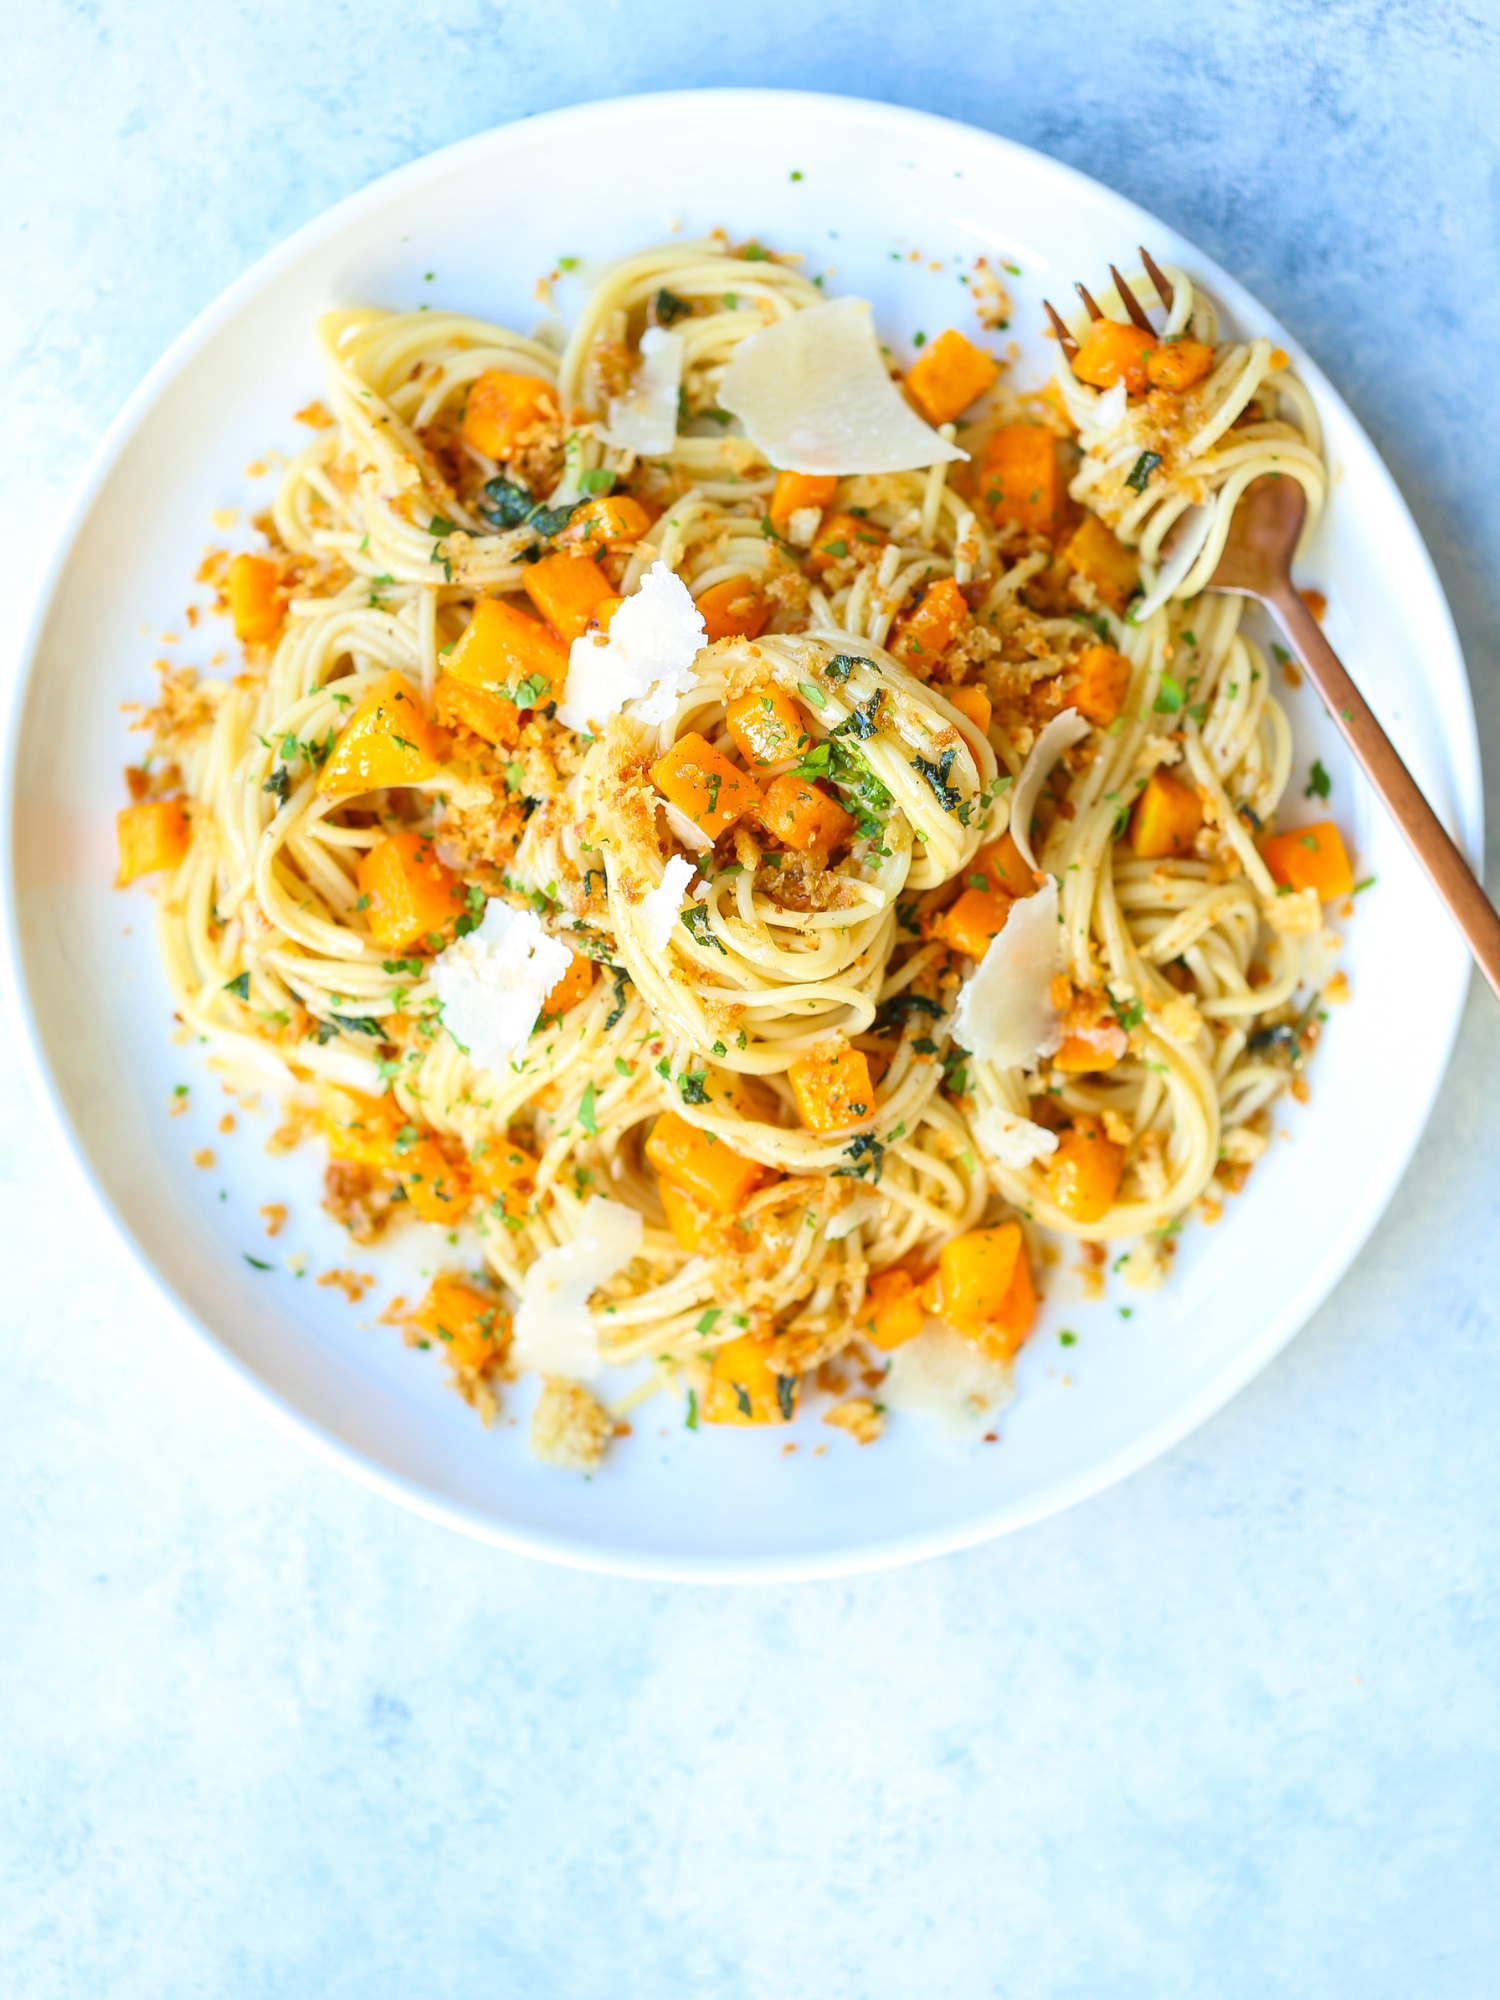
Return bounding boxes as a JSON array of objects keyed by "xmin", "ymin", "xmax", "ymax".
[{"xmin": 1125, "ymin": 450, "xmax": 1162, "ymax": 493}]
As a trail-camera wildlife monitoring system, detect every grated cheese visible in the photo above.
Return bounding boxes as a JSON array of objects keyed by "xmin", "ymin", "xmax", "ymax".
[
  {"xmin": 881, "ymin": 1325, "xmax": 1014, "ymax": 1444},
  {"xmin": 601, "ymin": 326, "xmax": 684, "ymax": 455},
  {"xmin": 558, "ymin": 561, "xmax": 705, "ymax": 732},
  {"xmin": 431, "ymin": 901, "xmax": 572, "ymax": 1078},
  {"xmin": 639, "ymin": 854, "xmax": 697, "ymax": 951},
  {"xmin": 952, "ymin": 876, "xmax": 1064, "ymax": 1069},
  {"xmin": 512, "ymin": 1196, "xmax": 644, "ymax": 1379},
  {"xmin": 972, "ymin": 1105, "xmax": 1059, "ymax": 1170}
]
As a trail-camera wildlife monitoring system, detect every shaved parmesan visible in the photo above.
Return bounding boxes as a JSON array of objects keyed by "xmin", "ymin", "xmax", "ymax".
[
  {"xmin": 512, "ymin": 1196, "xmax": 644, "ymax": 1380},
  {"xmin": 952, "ymin": 876, "xmax": 1064, "ymax": 1069},
  {"xmin": 716, "ymin": 297, "xmax": 967, "ymax": 476},
  {"xmin": 431, "ymin": 901, "xmax": 573, "ymax": 1078},
  {"xmin": 973, "ymin": 1105, "xmax": 1060, "ymax": 1170},
  {"xmin": 559, "ymin": 561, "xmax": 705, "ymax": 733},
  {"xmin": 602, "ymin": 326, "xmax": 684, "ymax": 455},
  {"xmin": 1008, "ymin": 707, "xmax": 1091, "ymax": 871},
  {"xmin": 661, "ymin": 799, "xmax": 712, "ymax": 854},
  {"xmin": 881, "ymin": 1325, "xmax": 1014, "ymax": 1445},
  {"xmin": 639, "ymin": 854, "xmax": 696, "ymax": 951}
]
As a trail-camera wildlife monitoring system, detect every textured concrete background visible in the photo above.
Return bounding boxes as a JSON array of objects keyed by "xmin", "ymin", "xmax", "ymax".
[{"xmin": 4, "ymin": 4, "xmax": 1499, "ymax": 1994}]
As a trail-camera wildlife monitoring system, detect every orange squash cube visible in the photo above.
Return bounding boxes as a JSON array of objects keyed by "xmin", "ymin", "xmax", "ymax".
[
  {"xmin": 891, "ymin": 576, "xmax": 968, "ymax": 668},
  {"xmin": 788, "ymin": 1042, "xmax": 875, "ymax": 1132},
  {"xmin": 444, "ymin": 596, "xmax": 567, "ymax": 708},
  {"xmin": 1046, "ymin": 1114, "xmax": 1126, "ymax": 1224},
  {"xmin": 948, "ymin": 684, "xmax": 993, "ymax": 735},
  {"xmin": 356, "ymin": 830, "xmax": 468, "ymax": 952},
  {"xmin": 398, "ymin": 1135, "xmax": 470, "ymax": 1224},
  {"xmin": 1146, "ymin": 339, "xmax": 1215, "ymax": 392},
  {"xmin": 1071, "ymin": 318, "xmax": 1159, "ymax": 395},
  {"xmin": 318, "ymin": 1084, "xmax": 402, "ymax": 1169},
  {"xmin": 651, "ymin": 731, "xmax": 762, "ymax": 841},
  {"xmin": 557, "ymin": 493, "xmax": 653, "ymax": 550},
  {"xmin": 726, "ymin": 687, "xmax": 808, "ymax": 768},
  {"xmin": 1071, "ymin": 644, "xmax": 1133, "ymax": 726},
  {"xmin": 659, "ymin": 1178, "xmax": 711, "ymax": 1252},
  {"xmin": 695, "ymin": 574, "xmax": 773, "ymax": 642},
  {"xmin": 936, "ymin": 886, "xmax": 1013, "ymax": 960},
  {"xmin": 1260, "ymin": 820, "xmax": 1354, "ymax": 900},
  {"xmin": 1129, "ymin": 768, "xmax": 1203, "ymax": 859},
  {"xmin": 461, "ymin": 370, "xmax": 558, "ymax": 459},
  {"xmin": 905, "ymin": 329, "xmax": 1000, "ymax": 427},
  {"xmin": 415, "ymin": 1278, "xmax": 510, "ymax": 1371},
  {"xmin": 469, "ymin": 1136, "xmax": 538, "ymax": 1224},
  {"xmin": 978, "ymin": 426, "xmax": 1059, "ymax": 536},
  {"xmin": 318, "ymin": 671, "xmax": 442, "ymax": 798},
  {"xmin": 543, "ymin": 951, "xmax": 595, "ymax": 1018},
  {"xmin": 970, "ymin": 830, "xmax": 1039, "ymax": 900},
  {"xmin": 768, "ymin": 471, "xmax": 838, "ymax": 538},
  {"xmin": 1063, "ymin": 514, "xmax": 1139, "ymax": 616},
  {"xmin": 116, "ymin": 798, "xmax": 191, "ymax": 884},
  {"xmin": 701, "ymin": 1333, "xmax": 796, "ymax": 1425},
  {"xmin": 227, "ymin": 552, "xmax": 284, "ymax": 645},
  {"xmin": 645, "ymin": 1109, "xmax": 768, "ymax": 1214},
  {"xmin": 522, "ymin": 552, "xmax": 615, "ymax": 643},
  {"xmin": 861, "ymin": 1269, "xmax": 926, "ymax": 1351},
  {"xmin": 806, "ymin": 511, "xmax": 888, "ymax": 572},
  {"xmin": 433, "ymin": 672, "xmax": 520, "ymax": 749},
  {"xmin": 924, "ymin": 1222, "xmax": 1037, "ymax": 1358},
  {"xmin": 758, "ymin": 774, "xmax": 854, "ymax": 852}
]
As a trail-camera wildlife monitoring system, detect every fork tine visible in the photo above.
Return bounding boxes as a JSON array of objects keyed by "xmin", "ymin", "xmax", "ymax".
[
  {"xmin": 1110, "ymin": 264, "xmax": 1155, "ymax": 333},
  {"xmin": 1138, "ymin": 246, "xmax": 1175, "ymax": 311},
  {"xmin": 1042, "ymin": 299, "xmax": 1079, "ymax": 362},
  {"xmin": 1074, "ymin": 282, "xmax": 1105, "ymax": 321}
]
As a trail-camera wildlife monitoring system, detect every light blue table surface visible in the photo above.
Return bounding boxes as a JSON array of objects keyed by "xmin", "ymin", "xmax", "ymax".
[{"xmin": 4, "ymin": 4, "xmax": 1499, "ymax": 1994}]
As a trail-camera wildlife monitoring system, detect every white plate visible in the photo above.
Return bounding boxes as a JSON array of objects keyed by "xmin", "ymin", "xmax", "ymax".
[{"xmin": 3, "ymin": 91, "xmax": 1478, "ymax": 1580}]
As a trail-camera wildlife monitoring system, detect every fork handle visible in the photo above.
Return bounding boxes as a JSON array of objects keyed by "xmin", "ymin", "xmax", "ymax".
[{"xmin": 1266, "ymin": 582, "xmax": 1500, "ymax": 1002}]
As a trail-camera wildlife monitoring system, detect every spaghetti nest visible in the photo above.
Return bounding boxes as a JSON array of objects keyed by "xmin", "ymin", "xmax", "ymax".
[{"xmin": 130, "ymin": 235, "xmax": 1340, "ymax": 1446}]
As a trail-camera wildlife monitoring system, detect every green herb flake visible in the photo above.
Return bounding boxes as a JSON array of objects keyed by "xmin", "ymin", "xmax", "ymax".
[{"xmin": 1305, "ymin": 758, "xmax": 1332, "ymax": 801}]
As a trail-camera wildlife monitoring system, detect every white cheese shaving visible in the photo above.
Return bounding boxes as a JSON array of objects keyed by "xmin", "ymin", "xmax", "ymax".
[
  {"xmin": 661, "ymin": 799, "xmax": 712, "ymax": 854},
  {"xmin": 973, "ymin": 1105, "xmax": 1060, "ymax": 1170},
  {"xmin": 639, "ymin": 854, "xmax": 696, "ymax": 952},
  {"xmin": 558, "ymin": 561, "xmax": 705, "ymax": 733},
  {"xmin": 512, "ymin": 1196, "xmax": 644, "ymax": 1380},
  {"xmin": 1008, "ymin": 707, "xmax": 1091, "ymax": 871},
  {"xmin": 431, "ymin": 901, "xmax": 572, "ymax": 1078},
  {"xmin": 881, "ymin": 1325, "xmax": 1015, "ymax": 1446},
  {"xmin": 716, "ymin": 297, "xmax": 967, "ymax": 476},
  {"xmin": 601, "ymin": 326, "xmax": 684, "ymax": 455},
  {"xmin": 952, "ymin": 876, "xmax": 1064, "ymax": 1069}
]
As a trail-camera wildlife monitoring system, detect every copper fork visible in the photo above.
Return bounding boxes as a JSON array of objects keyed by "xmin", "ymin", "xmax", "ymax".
[{"xmin": 1045, "ymin": 254, "xmax": 1500, "ymax": 1002}]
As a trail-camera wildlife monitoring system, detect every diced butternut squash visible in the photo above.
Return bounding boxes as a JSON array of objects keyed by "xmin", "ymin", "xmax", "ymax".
[
  {"xmin": 659, "ymin": 1178, "xmax": 710, "ymax": 1252},
  {"xmin": 227, "ymin": 553, "xmax": 284, "ymax": 645},
  {"xmin": 645, "ymin": 1109, "xmax": 769, "ymax": 1214},
  {"xmin": 921, "ymin": 1222, "xmax": 1037, "ymax": 1359},
  {"xmin": 398, "ymin": 1135, "xmax": 470, "ymax": 1224},
  {"xmin": 936, "ymin": 886, "xmax": 1014, "ymax": 960},
  {"xmin": 788, "ymin": 1042, "xmax": 875, "ymax": 1132},
  {"xmin": 948, "ymin": 684, "xmax": 992, "ymax": 734},
  {"xmin": 1071, "ymin": 318, "xmax": 1158, "ymax": 396},
  {"xmin": 468, "ymin": 1137, "xmax": 538, "ymax": 1223},
  {"xmin": 444, "ymin": 596, "xmax": 567, "ymax": 707},
  {"xmin": 905, "ymin": 329, "xmax": 1000, "ymax": 426},
  {"xmin": 318, "ymin": 1084, "xmax": 402, "ymax": 1170},
  {"xmin": 806, "ymin": 511, "xmax": 888, "ymax": 572},
  {"xmin": 701, "ymin": 1333, "xmax": 796, "ymax": 1425},
  {"xmin": 768, "ymin": 471, "xmax": 838, "ymax": 538},
  {"xmin": 587, "ymin": 595, "xmax": 623, "ymax": 634},
  {"xmin": 356, "ymin": 830, "xmax": 468, "ymax": 952},
  {"xmin": 1260, "ymin": 821, "xmax": 1354, "ymax": 900},
  {"xmin": 318, "ymin": 671, "xmax": 442, "ymax": 798},
  {"xmin": 433, "ymin": 672, "xmax": 520, "ymax": 749},
  {"xmin": 1129, "ymin": 768, "xmax": 1203, "ymax": 859},
  {"xmin": 891, "ymin": 577, "xmax": 968, "ymax": 668},
  {"xmin": 651, "ymin": 731, "xmax": 762, "ymax": 840},
  {"xmin": 726, "ymin": 687, "xmax": 808, "ymax": 768},
  {"xmin": 1146, "ymin": 338, "xmax": 1215, "ymax": 392},
  {"xmin": 461, "ymin": 370, "xmax": 558, "ymax": 459},
  {"xmin": 557, "ymin": 493, "xmax": 653, "ymax": 550},
  {"xmin": 415, "ymin": 1278, "xmax": 510, "ymax": 1371},
  {"xmin": 861, "ymin": 1269, "xmax": 927, "ymax": 1351},
  {"xmin": 757, "ymin": 774, "xmax": 854, "ymax": 852},
  {"xmin": 695, "ymin": 574, "xmax": 773, "ymax": 642},
  {"xmin": 543, "ymin": 951, "xmax": 595, "ymax": 1018},
  {"xmin": 970, "ymin": 830, "xmax": 1039, "ymax": 900},
  {"xmin": 978, "ymin": 426, "xmax": 1059, "ymax": 536},
  {"xmin": 1063, "ymin": 514, "xmax": 1139, "ymax": 616},
  {"xmin": 1071, "ymin": 644, "xmax": 1133, "ymax": 726},
  {"xmin": 522, "ymin": 552, "xmax": 614, "ymax": 643},
  {"xmin": 1046, "ymin": 1114, "xmax": 1126, "ymax": 1224},
  {"xmin": 116, "ymin": 799, "xmax": 191, "ymax": 883}
]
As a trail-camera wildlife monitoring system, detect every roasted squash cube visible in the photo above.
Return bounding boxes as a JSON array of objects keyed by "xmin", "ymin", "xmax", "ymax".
[
  {"xmin": 116, "ymin": 799, "xmax": 191, "ymax": 883},
  {"xmin": 318, "ymin": 671, "xmax": 442, "ymax": 798},
  {"xmin": 356, "ymin": 830, "xmax": 467, "ymax": 952},
  {"xmin": 701, "ymin": 1334, "xmax": 796, "ymax": 1425},
  {"xmin": 788, "ymin": 1042, "xmax": 874, "ymax": 1132},
  {"xmin": 905, "ymin": 329, "xmax": 1000, "ymax": 427},
  {"xmin": 1260, "ymin": 820, "xmax": 1354, "ymax": 900},
  {"xmin": 1128, "ymin": 768, "xmax": 1203, "ymax": 859},
  {"xmin": 696, "ymin": 574, "xmax": 773, "ymax": 642},
  {"xmin": 651, "ymin": 731, "xmax": 762, "ymax": 840}
]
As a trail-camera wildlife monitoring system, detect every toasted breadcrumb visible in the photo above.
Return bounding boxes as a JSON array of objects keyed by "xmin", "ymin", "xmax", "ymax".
[
  {"xmin": 317, "ymin": 1267, "xmax": 375, "ymax": 1304},
  {"xmin": 529, "ymin": 1378, "xmax": 613, "ymax": 1472},
  {"xmin": 824, "ymin": 1398, "xmax": 884, "ymax": 1444},
  {"xmin": 192, "ymin": 1149, "xmax": 215, "ymax": 1169},
  {"xmin": 259, "ymin": 1203, "xmax": 287, "ymax": 1238}
]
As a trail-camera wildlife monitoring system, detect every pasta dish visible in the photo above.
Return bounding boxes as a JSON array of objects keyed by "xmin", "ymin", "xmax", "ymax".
[{"xmin": 117, "ymin": 236, "xmax": 1353, "ymax": 1470}]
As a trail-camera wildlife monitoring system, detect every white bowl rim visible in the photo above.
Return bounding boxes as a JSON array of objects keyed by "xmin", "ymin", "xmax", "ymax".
[{"xmin": 2, "ymin": 88, "xmax": 1480, "ymax": 1581}]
